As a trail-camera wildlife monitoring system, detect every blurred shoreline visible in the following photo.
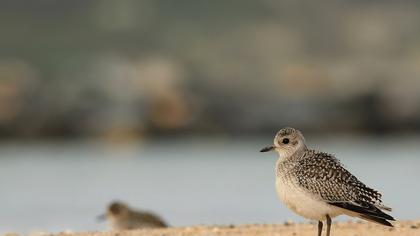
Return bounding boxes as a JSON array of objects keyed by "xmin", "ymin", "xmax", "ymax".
[{"xmin": 1, "ymin": 1, "xmax": 420, "ymax": 139}]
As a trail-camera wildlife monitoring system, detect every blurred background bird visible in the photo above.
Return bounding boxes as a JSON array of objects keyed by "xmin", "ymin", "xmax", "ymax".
[{"xmin": 98, "ymin": 201, "xmax": 168, "ymax": 230}]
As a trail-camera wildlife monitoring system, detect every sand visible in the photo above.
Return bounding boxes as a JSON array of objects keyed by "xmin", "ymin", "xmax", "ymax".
[{"xmin": 11, "ymin": 220, "xmax": 418, "ymax": 236}]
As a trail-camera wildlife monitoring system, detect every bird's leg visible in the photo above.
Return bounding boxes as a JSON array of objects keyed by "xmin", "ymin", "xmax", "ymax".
[
  {"xmin": 326, "ymin": 215, "xmax": 332, "ymax": 236},
  {"xmin": 318, "ymin": 221, "xmax": 323, "ymax": 236}
]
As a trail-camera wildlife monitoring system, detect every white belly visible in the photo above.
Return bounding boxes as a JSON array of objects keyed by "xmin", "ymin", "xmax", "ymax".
[{"xmin": 276, "ymin": 178, "xmax": 344, "ymax": 221}]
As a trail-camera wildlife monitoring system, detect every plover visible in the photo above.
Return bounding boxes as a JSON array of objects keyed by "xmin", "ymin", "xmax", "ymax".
[
  {"xmin": 260, "ymin": 127, "xmax": 395, "ymax": 236},
  {"xmin": 98, "ymin": 201, "xmax": 168, "ymax": 230}
]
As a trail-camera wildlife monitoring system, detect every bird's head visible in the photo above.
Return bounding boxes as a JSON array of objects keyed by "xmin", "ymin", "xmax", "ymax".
[
  {"xmin": 108, "ymin": 201, "xmax": 130, "ymax": 217},
  {"xmin": 260, "ymin": 127, "xmax": 307, "ymax": 158}
]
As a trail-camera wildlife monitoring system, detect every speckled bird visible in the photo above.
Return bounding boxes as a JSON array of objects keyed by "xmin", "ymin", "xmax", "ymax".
[
  {"xmin": 99, "ymin": 201, "xmax": 168, "ymax": 230},
  {"xmin": 260, "ymin": 127, "xmax": 395, "ymax": 236}
]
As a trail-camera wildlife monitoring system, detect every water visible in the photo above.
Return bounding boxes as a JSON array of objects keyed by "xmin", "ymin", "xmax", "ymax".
[{"xmin": 0, "ymin": 136, "xmax": 419, "ymax": 234}]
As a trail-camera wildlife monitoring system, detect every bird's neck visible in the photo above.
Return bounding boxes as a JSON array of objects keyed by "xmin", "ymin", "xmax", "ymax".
[{"xmin": 275, "ymin": 145, "xmax": 307, "ymax": 177}]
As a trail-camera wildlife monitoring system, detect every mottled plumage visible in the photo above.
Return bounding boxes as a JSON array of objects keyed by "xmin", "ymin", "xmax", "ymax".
[
  {"xmin": 293, "ymin": 151, "xmax": 382, "ymax": 204},
  {"xmin": 261, "ymin": 127, "xmax": 395, "ymax": 236}
]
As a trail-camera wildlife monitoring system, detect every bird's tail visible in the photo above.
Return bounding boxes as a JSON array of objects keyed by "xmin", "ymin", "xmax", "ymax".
[
  {"xmin": 329, "ymin": 201, "xmax": 395, "ymax": 227},
  {"xmin": 358, "ymin": 214, "xmax": 394, "ymax": 227}
]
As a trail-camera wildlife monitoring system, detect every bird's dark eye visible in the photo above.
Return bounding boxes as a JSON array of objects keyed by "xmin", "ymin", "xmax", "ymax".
[{"xmin": 282, "ymin": 138, "xmax": 289, "ymax": 144}]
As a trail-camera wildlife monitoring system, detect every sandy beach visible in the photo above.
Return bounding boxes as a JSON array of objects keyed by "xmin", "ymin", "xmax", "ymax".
[{"xmin": 10, "ymin": 220, "xmax": 417, "ymax": 236}]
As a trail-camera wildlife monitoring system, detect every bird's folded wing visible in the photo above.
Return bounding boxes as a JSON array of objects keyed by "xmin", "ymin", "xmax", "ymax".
[{"xmin": 294, "ymin": 151, "xmax": 394, "ymax": 222}]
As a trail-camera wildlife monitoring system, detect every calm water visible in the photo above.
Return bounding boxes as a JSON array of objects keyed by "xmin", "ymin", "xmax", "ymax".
[{"xmin": 0, "ymin": 136, "xmax": 419, "ymax": 234}]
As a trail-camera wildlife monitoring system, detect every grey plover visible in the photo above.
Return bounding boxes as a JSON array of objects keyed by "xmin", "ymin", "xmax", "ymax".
[
  {"xmin": 260, "ymin": 127, "xmax": 395, "ymax": 236},
  {"xmin": 98, "ymin": 201, "xmax": 168, "ymax": 230}
]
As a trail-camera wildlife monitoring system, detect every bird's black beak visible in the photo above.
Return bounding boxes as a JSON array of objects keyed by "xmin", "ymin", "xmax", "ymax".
[
  {"xmin": 260, "ymin": 145, "xmax": 274, "ymax": 152},
  {"xmin": 97, "ymin": 214, "xmax": 106, "ymax": 222}
]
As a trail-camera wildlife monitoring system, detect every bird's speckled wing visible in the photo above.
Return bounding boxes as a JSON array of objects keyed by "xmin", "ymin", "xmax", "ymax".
[{"xmin": 293, "ymin": 150, "xmax": 393, "ymax": 221}]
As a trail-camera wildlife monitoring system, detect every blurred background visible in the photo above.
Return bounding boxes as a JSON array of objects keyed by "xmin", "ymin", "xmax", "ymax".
[{"xmin": 0, "ymin": 0, "xmax": 420, "ymax": 233}]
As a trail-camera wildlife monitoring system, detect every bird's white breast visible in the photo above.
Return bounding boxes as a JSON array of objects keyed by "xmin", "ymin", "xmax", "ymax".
[{"xmin": 275, "ymin": 177, "xmax": 343, "ymax": 221}]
